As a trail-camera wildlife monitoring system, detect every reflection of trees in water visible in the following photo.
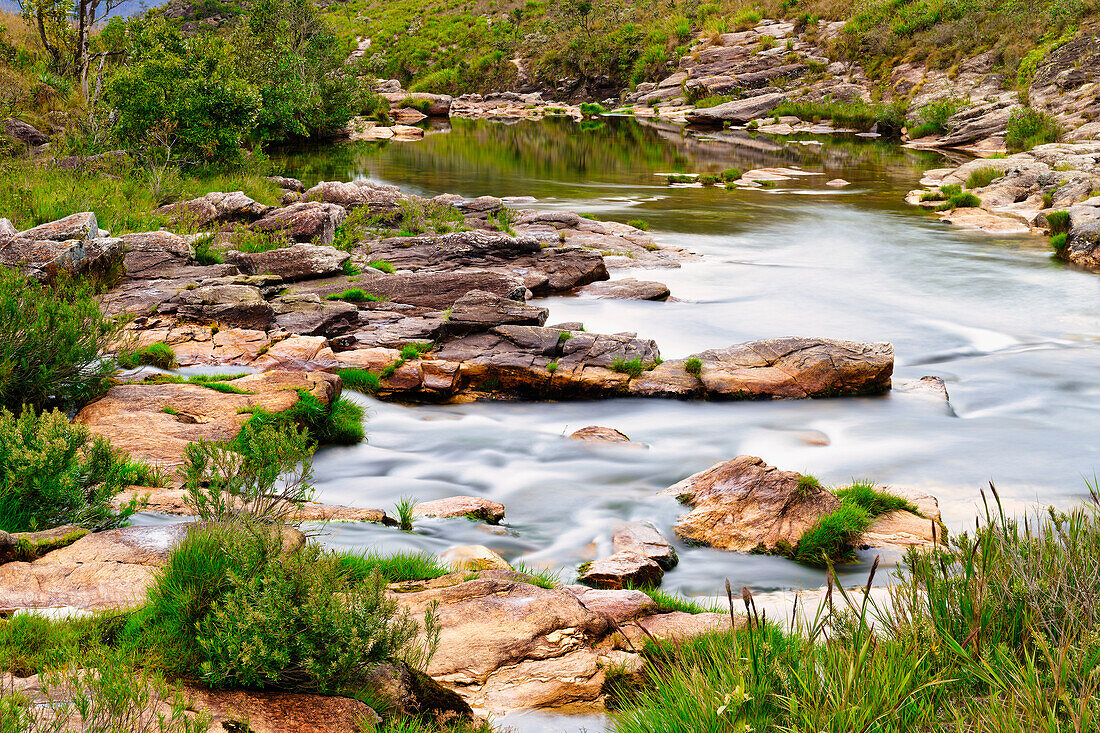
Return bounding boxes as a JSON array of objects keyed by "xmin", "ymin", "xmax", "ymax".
[{"xmin": 273, "ymin": 116, "xmax": 951, "ymax": 193}]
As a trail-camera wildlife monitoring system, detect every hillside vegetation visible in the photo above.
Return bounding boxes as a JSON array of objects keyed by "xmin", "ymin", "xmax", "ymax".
[{"xmin": 324, "ymin": 0, "xmax": 1099, "ymax": 96}]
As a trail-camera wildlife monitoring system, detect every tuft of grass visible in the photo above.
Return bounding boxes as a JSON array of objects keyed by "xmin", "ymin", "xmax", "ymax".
[
  {"xmin": 336, "ymin": 549, "xmax": 449, "ymax": 583},
  {"xmin": 399, "ymin": 342, "xmax": 433, "ymax": 360},
  {"xmin": 627, "ymin": 219, "xmax": 650, "ymax": 231},
  {"xmin": 836, "ymin": 480, "xmax": 918, "ymax": 517},
  {"xmin": 1050, "ymin": 232, "xmax": 1068, "ymax": 252},
  {"xmin": 338, "ymin": 368, "xmax": 381, "ymax": 393},
  {"xmin": 395, "ymin": 496, "xmax": 417, "ymax": 532},
  {"xmin": 510, "ymin": 562, "xmax": 561, "ymax": 590},
  {"xmin": 1046, "ymin": 210, "xmax": 1071, "ymax": 234},
  {"xmin": 772, "ymin": 98, "xmax": 907, "ymax": 135},
  {"xmin": 611, "ymin": 357, "xmax": 657, "ymax": 378},
  {"xmin": 340, "ymin": 259, "xmax": 361, "ymax": 276},
  {"xmin": 792, "ymin": 502, "xmax": 872, "ymax": 567},
  {"xmin": 965, "ymin": 167, "xmax": 1003, "ymax": 189},
  {"xmin": 117, "ymin": 342, "xmax": 177, "ymax": 370},
  {"xmin": 192, "ymin": 236, "xmax": 224, "ymax": 265},
  {"xmin": 939, "ymin": 192, "xmax": 982, "ymax": 210},
  {"xmin": 797, "ymin": 474, "xmax": 822, "ymax": 494},
  {"xmin": 369, "ymin": 259, "xmax": 395, "ymax": 273},
  {"xmin": 325, "ymin": 288, "xmax": 381, "ymax": 303},
  {"xmin": 637, "ymin": 587, "xmax": 721, "ymax": 615},
  {"xmin": 684, "ymin": 357, "xmax": 702, "ymax": 376},
  {"xmin": 546, "ymin": 360, "xmax": 558, "ymax": 374}
]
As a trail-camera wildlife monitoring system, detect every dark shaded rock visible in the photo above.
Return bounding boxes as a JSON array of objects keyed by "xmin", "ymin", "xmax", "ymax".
[
  {"xmin": 3, "ymin": 117, "xmax": 48, "ymax": 146},
  {"xmin": 250, "ymin": 202, "xmax": 347, "ymax": 245},
  {"xmin": 175, "ymin": 284, "xmax": 276, "ymax": 330},
  {"xmin": 579, "ymin": 552, "xmax": 663, "ymax": 590},
  {"xmin": 228, "ymin": 243, "xmax": 349, "ymax": 282},
  {"xmin": 443, "ymin": 289, "xmax": 548, "ymax": 335},
  {"xmin": 0, "ymin": 525, "xmax": 89, "ymax": 564},
  {"xmin": 362, "ymin": 662, "xmax": 474, "ymax": 723},
  {"xmin": 524, "ymin": 248, "xmax": 609, "ymax": 294},
  {"xmin": 1061, "ymin": 219, "xmax": 1100, "ymax": 270},
  {"xmin": 577, "ymin": 278, "xmax": 670, "ymax": 300},
  {"xmin": 271, "ymin": 294, "xmax": 358, "ymax": 336}
]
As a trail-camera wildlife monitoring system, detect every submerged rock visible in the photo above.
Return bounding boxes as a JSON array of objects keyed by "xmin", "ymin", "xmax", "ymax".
[
  {"xmin": 415, "ymin": 497, "xmax": 506, "ymax": 523},
  {"xmin": 612, "ymin": 521, "xmax": 678, "ymax": 570},
  {"xmin": 577, "ymin": 278, "xmax": 671, "ymax": 300},
  {"xmin": 569, "ymin": 426, "xmax": 631, "ymax": 442}
]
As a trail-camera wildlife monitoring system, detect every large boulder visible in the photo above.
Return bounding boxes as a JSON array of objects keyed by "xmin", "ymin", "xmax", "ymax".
[
  {"xmin": 695, "ymin": 337, "xmax": 893, "ymax": 398},
  {"xmin": 303, "ymin": 180, "xmax": 406, "ymax": 212},
  {"xmin": 442, "ymin": 289, "xmax": 548, "ymax": 334},
  {"xmin": 1061, "ymin": 219, "xmax": 1100, "ymax": 270},
  {"xmin": 157, "ymin": 191, "xmax": 271, "ymax": 226},
  {"xmin": 74, "ymin": 370, "xmax": 340, "ymax": 471},
  {"xmin": 578, "ymin": 552, "xmax": 663, "ymax": 590},
  {"xmin": 120, "ymin": 231, "xmax": 195, "ymax": 278},
  {"xmin": 175, "ymin": 283, "xmax": 276, "ymax": 330},
  {"xmin": 0, "ymin": 234, "xmax": 123, "ymax": 282},
  {"xmin": 270, "ymin": 293, "xmax": 358, "ymax": 336},
  {"xmin": 3, "ymin": 117, "xmax": 49, "ymax": 146},
  {"xmin": 340, "ymin": 271, "xmax": 527, "ymax": 309},
  {"xmin": 687, "ymin": 92, "xmax": 787, "ymax": 125},
  {"xmin": 16, "ymin": 212, "xmax": 99, "ymax": 242},
  {"xmin": 577, "ymin": 278, "xmax": 670, "ymax": 300},
  {"xmin": 250, "ymin": 202, "xmax": 347, "ymax": 245},
  {"xmin": 612, "ymin": 522, "xmax": 678, "ymax": 570},
  {"xmin": 659, "ymin": 455, "xmax": 840, "ymax": 552},
  {"xmin": 228, "ymin": 243, "xmax": 350, "ymax": 282}
]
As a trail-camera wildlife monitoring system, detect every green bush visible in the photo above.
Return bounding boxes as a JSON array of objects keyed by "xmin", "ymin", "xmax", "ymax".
[
  {"xmin": 117, "ymin": 342, "xmax": 177, "ymax": 370},
  {"xmin": 965, "ymin": 167, "xmax": 1003, "ymax": 189},
  {"xmin": 1046, "ymin": 210, "xmax": 1071, "ymax": 234},
  {"xmin": 1050, "ymin": 232, "xmax": 1068, "ymax": 251},
  {"xmin": 181, "ymin": 421, "xmax": 315, "ymax": 526},
  {"xmin": 0, "ymin": 269, "xmax": 125, "ymax": 414},
  {"xmin": 908, "ymin": 97, "xmax": 961, "ymax": 138},
  {"xmin": 0, "ymin": 408, "xmax": 152, "ymax": 532},
  {"xmin": 132, "ymin": 524, "xmax": 429, "ymax": 691},
  {"xmin": 1005, "ymin": 107, "xmax": 1061, "ymax": 152}
]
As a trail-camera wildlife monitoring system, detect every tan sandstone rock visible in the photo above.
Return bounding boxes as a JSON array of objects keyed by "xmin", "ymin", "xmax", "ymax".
[
  {"xmin": 440, "ymin": 545, "xmax": 511, "ymax": 571},
  {"xmin": 414, "ymin": 497, "xmax": 505, "ymax": 523}
]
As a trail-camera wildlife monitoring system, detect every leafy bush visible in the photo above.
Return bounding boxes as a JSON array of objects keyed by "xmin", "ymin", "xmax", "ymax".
[
  {"xmin": 965, "ymin": 167, "xmax": 1003, "ymax": 189},
  {"xmin": 132, "ymin": 524, "xmax": 432, "ymax": 691},
  {"xmin": 1046, "ymin": 210, "xmax": 1071, "ymax": 234},
  {"xmin": 1005, "ymin": 107, "xmax": 1061, "ymax": 152},
  {"xmin": 117, "ymin": 342, "xmax": 176, "ymax": 370},
  {"xmin": 0, "ymin": 269, "xmax": 125, "ymax": 414},
  {"xmin": 181, "ymin": 421, "xmax": 315, "ymax": 526},
  {"xmin": 0, "ymin": 408, "xmax": 152, "ymax": 532}
]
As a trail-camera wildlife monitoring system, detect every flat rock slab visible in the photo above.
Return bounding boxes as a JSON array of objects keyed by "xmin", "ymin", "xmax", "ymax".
[
  {"xmin": 113, "ymin": 487, "xmax": 387, "ymax": 524},
  {"xmin": 579, "ymin": 551, "xmax": 663, "ymax": 590},
  {"xmin": 576, "ymin": 278, "xmax": 670, "ymax": 300},
  {"xmin": 0, "ymin": 524, "xmax": 191, "ymax": 611},
  {"xmin": 566, "ymin": 587, "xmax": 658, "ymax": 623},
  {"xmin": 661, "ymin": 455, "xmax": 840, "ymax": 552},
  {"xmin": 569, "ymin": 426, "xmax": 631, "ymax": 442},
  {"xmin": 74, "ymin": 371, "xmax": 340, "ymax": 473},
  {"xmin": 415, "ymin": 497, "xmax": 505, "ymax": 523},
  {"xmin": 227, "ymin": 243, "xmax": 350, "ymax": 282},
  {"xmin": 188, "ymin": 688, "xmax": 380, "ymax": 733}
]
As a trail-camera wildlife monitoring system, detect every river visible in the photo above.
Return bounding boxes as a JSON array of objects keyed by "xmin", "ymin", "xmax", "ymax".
[{"xmin": 269, "ymin": 116, "xmax": 1096, "ymax": 731}]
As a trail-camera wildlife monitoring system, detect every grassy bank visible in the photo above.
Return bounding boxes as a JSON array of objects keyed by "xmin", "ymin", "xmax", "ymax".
[{"xmin": 610, "ymin": 485, "xmax": 1100, "ymax": 732}]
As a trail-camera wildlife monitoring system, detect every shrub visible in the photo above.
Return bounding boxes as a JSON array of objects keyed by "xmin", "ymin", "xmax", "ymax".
[
  {"xmin": 684, "ymin": 357, "xmax": 702, "ymax": 376},
  {"xmin": 1005, "ymin": 107, "xmax": 1061, "ymax": 152},
  {"xmin": 0, "ymin": 408, "xmax": 152, "ymax": 532},
  {"xmin": 1050, "ymin": 232, "xmax": 1068, "ymax": 251},
  {"xmin": 341, "ymin": 259, "xmax": 360, "ymax": 276},
  {"xmin": 1046, "ymin": 210, "xmax": 1071, "ymax": 234},
  {"xmin": 180, "ymin": 421, "xmax": 315, "ymax": 526},
  {"xmin": 0, "ymin": 270, "xmax": 125, "ymax": 414},
  {"xmin": 965, "ymin": 167, "xmax": 1003, "ymax": 189},
  {"xmin": 580, "ymin": 102, "xmax": 608, "ymax": 116},
  {"xmin": 792, "ymin": 502, "xmax": 871, "ymax": 566},
  {"xmin": 719, "ymin": 168, "xmax": 742, "ymax": 182},
  {"xmin": 192, "ymin": 237, "xmax": 224, "ymax": 265},
  {"xmin": 907, "ymin": 97, "xmax": 961, "ymax": 138},
  {"xmin": 117, "ymin": 342, "xmax": 176, "ymax": 370},
  {"xmin": 132, "ymin": 525, "xmax": 431, "ymax": 690}
]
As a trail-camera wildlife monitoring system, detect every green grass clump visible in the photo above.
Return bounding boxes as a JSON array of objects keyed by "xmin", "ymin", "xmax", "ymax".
[
  {"xmin": 719, "ymin": 168, "xmax": 742, "ymax": 182},
  {"xmin": 1005, "ymin": 107, "xmax": 1061, "ymax": 152},
  {"xmin": 611, "ymin": 357, "xmax": 657, "ymax": 378},
  {"xmin": 395, "ymin": 496, "xmax": 417, "ymax": 532},
  {"xmin": 580, "ymin": 102, "xmax": 608, "ymax": 116},
  {"xmin": 772, "ymin": 99, "xmax": 907, "ymax": 134},
  {"xmin": 794, "ymin": 503, "xmax": 871, "ymax": 567},
  {"xmin": 664, "ymin": 174, "xmax": 695, "ymax": 184},
  {"xmin": 1046, "ymin": 210, "xmax": 1071, "ymax": 234},
  {"xmin": 835, "ymin": 480, "xmax": 918, "ymax": 516},
  {"xmin": 797, "ymin": 474, "xmax": 822, "ymax": 493},
  {"xmin": 965, "ymin": 167, "xmax": 1003, "ymax": 189},
  {"xmin": 238, "ymin": 390, "xmax": 365, "ymax": 447},
  {"xmin": 399, "ymin": 342, "xmax": 433, "ymax": 360},
  {"xmin": 337, "ymin": 550, "xmax": 449, "ymax": 584},
  {"xmin": 1050, "ymin": 232, "xmax": 1068, "ymax": 252},
  {"xmin": 369, "ymin": 259, "xmax": 395, "ymax": 273},
  {"xmin": 0, "ymin": 407, "xmax": 154, "ymax": 533},
  {"xmin": 627, "ymin": 219, "xmax": 650, "ymax": 231},
  {"xmin": 684, "ymin": 357, "xmax": 702, "ymax": 376},
  {"xmin": 637, "ymin": 587, "xmax": 720, "ymax": 615},
  {"xmin": 341, "ymin": 259, "xmax": 361, "ymax": 276},
  {"xmin": 338, "ymin": 368, "xmax": 381, "ymax": 393},
  {"xmin": 117, "ymin": 342, "xmax": 177, "ymax": 370},
  {"xmin": 192, "ymin": 236, "xmax": 224, "ymax": 265},
  {"xmin": 907, "ymin": 97, "xmax": 961, "ymax": 138},
  {"xmin": 509, "ymin": 562, "xmax": 561, "ymax": 590},
  {"xmin": 939, "ymin": 192, "xmax": 982, "ymax": 210},
  {"xmin": 326, "ymin": 288, "xmax": 382, "ymax": 303}
]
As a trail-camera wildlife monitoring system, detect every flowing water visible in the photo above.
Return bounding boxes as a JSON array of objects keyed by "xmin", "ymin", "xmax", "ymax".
[{"xmin": 222, "ymin": 117, "xmax": 1097, "ymax": 731}]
